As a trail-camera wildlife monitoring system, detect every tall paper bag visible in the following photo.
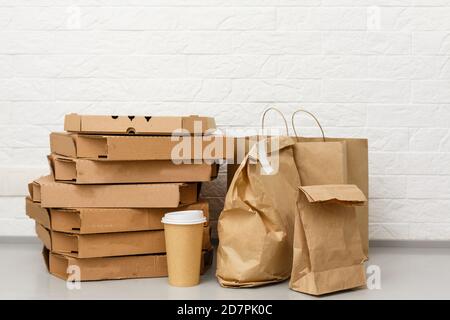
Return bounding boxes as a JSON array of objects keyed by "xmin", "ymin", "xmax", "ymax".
[
  {"xmin": 290, "ymin": 110, "xmax": 369, "ymax": 256},
  {"xmin": 216, "ymin": 136, "xmax": 300, "ymax": 287}
]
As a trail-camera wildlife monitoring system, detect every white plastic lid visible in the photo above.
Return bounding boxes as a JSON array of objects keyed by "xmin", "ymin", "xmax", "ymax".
[{"xmin": 161, "ymin": 210, "xmax": 206, "ymax": 225}]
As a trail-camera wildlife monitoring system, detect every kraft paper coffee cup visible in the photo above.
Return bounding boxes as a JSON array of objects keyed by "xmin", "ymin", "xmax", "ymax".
[{"xmin": 162, "ymin": 210, "xmax": 207, "ymax": 287}]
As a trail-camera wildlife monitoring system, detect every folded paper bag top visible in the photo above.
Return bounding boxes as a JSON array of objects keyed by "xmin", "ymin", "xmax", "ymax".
[{"xmin": 299, "ymin": 184, "xmax": 367, "ymax": 205}]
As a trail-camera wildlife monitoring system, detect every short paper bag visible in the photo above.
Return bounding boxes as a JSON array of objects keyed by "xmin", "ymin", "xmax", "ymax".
[{"xmin": 290, "ymin": 184, "xmax": 367, "ymax": 296}]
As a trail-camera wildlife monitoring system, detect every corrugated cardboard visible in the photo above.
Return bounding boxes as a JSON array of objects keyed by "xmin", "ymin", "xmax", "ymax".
[
  {"xmin": 36, "ymin": 222, "xmax": 212, "ymax": 258},
  {"xmin": 26, "ymin": 197, "xmax": 209, "ymax": 233},
  {"xmin": 49, "ymin": 154, "xmax": 219, "ymax": 184},
  {"xmin": 64, "ymin": 114, "xmax": 216, "ymax": 136},
  {"xmin": 50, "ymin": 132, "xmax": 231, "ymax": 161},
  {"xmin": 29, "ymin": 175, "xmax": 199, "ymax": 208},
  {"xmin": 43, "ymin": 247, "xmax": 214, "ymax": 281}
]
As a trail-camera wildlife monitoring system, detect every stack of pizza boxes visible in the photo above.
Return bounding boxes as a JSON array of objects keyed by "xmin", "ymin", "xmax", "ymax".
[{"xmin": 26, "ymin": 114, "xmax": 222, "ymax": 281}]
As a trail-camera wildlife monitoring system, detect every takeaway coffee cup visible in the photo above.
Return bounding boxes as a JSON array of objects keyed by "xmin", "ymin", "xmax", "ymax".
[{"xmin": 162, "ymin": 210, "xmax": 206, "ymax": 287}]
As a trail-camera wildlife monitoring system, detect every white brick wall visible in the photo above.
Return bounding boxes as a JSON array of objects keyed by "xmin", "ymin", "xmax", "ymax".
[{"xmin": 1, "ymin": 0, "xmax": 450, "ymax": 241}]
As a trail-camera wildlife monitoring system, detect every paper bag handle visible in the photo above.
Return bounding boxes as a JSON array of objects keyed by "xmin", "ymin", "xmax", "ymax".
[
  {"xmin": 261, "ymin": 107, "xmax": 289, "ymax": 135},
  {"xmin": 291, "ymin": 109, "xmax": 326, "ymax": 142}
]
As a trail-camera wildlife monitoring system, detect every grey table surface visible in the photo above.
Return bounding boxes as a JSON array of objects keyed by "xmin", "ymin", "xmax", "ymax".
[{"xmin": 1, "ymin": 243, "xmax": 449, "ymax": 300}]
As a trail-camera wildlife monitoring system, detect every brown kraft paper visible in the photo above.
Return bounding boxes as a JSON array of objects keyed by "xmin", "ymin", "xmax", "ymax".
[
  {"xmin": 217, "ymin": 136, "xmax": 301, "ymax": 287},
  {"xmin": 289, "ymin": 185, "xmax": 367, "ymax": 296}
]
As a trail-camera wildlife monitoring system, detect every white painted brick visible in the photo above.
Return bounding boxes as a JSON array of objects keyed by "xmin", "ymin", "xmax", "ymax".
[
  {"xmin": 381, "ymin": 7, "xmax": 450, "ymax": 31},
  {"xmin": 322, "ymin": 32, "xmax": 365, "ymax": 54},
  {"xmin": 0, "ymin": 8, "xmax": 12, "ymax": 29},
  {"xmin": 13, "ymin": 55, "xmax": 188, "ymax": 79},
  {"xmin": 409, "ymin": 223, "xmax": 450, "ymax": 240},
  {"xmin": 413, "ymin": 32, "xmax": 450, "ymax": 54},
  {"xmin": 369, "ymin": 223, "xmax": 409, "ymax": 241},
  {"xmin": 437, "ymin": 57, "xmax": 450, "ymax": 79},
  {"xmin": 276, "ymin": 7, "xmax": 316, "ymax": 31},
  {"xmin": 0, "ymin": 79, "xmax": 54, "ymax": 101},
  {"xmin": 9, "ymin": 7, "xmax": 67, "ymax": 30},
  {"xmin": 323, "ymin": 80, "xmax": 410, "ymax": 103},
  {"xmin": 366, "ymin": 128, "xmax": 409, "ymax": 152},
  {"xmin": 0, "ymin": 167, "xmax": 48, "ymax": 196},
  {"xmin": 370, "ymin": 199, "xmax": 450, "ymax": 224},
  {"xmin": 0, "ymin": 2, "xmax": 449, "ymax": 241},
  {"xmin": 409, "ymin": 128, "xmax": 449, "ymax": 152},
  {"xmin": 367, "ymin": 104, "xmax": 449, "ymax": 127},
  {"xmin": 0, "ymin": 31, "xmax": 53, "ymax": 54},
  {"xmin": 0, "ymin": 197, "xmax": 26, "ymax": 219},
  {"xmin": 369, "ymin": 200, "xmax": 410, "ymax": 224},
  {"xmin": 0, "ymin": 55, "xmax": 13, "ymax": 78},
  {"xmin": 311, "ymin": 127, "xmax": 368, "ymax": 139},
  {"xmin": 229, "ymin": 79, "xmax": 321, "ymax": 103},
  {"xmin": 188, "ymin": 55, "xmax": 277, "ymax": 79},
  {"xmin": 0, "ymin": 148, "xmax": 49, "ymax": 167},
  {"xmin": 181, "ymin": 32, "xmax": 232, "ymax": 54},
  {"xmin": 323, "ymin": 0, "xmax": 413, "ymax": 5},
  {"xmin": 406, "ymin": 153, "xmax": 450, "ymax": 175},
  {"xmin": 0, "ymin": 101, "xmax": 82, "ymax": 125},
  {"xmin": 277, "ymin": 55, "xmax": 367, "ymax": 79},
  {"xmin": 0, "ymin": 125, "xmax": 56, "ymax": 148},
  {"xmin": 83, "ymin": 7, "xmax": 180, "ymax": 30},
  {"xmin": 277, "ymin": 0, "xmax": 321, "ymax": 6},
  {"xmin": 413, "ymin": 0, "xmax": 450, "ymax": 6},
  {"xmin": 369, "ymin": 152, "xmax": 408, "ymax": 175},
  {"xmin": 182, "ymin": 7, "xmax": 275, "ymax": 30},
  {"xmin": 368, "ymin": 56, "xmax": 440, "ymax": 79},
  {"xmin": 0, "ymin": 219, "xmax": 35, "ymax": 237},
  {"xmin": 54, "ymin": 79, "xmax": 205, "ymax": 101},
  {"xmin": 192, "ymin": 79, "xmax": 231, "ymax": 102},
  {"xmin": 366, "ymin": 32, "xmax": 411, "ymax": 54},
  {"xmin": 53, "ymin": 31, "xmax": 140, "ymax": 54},
  {"xmin": 370, "ymin": 175, "xmax": 407, "ymax": 199},
  {"xmin": 323, "ymin": 32, "xmax": 411, "ymax": 54},
  {"xmin": 12, "ymin": 55, "xmax": 60, "ymax": 78},
  {"xmin": 287, "ymin": 103, "xmax": 368, "ymax": 127},
  {"xmin": 233, "ymin": 32, "xmax": 322, "ymax": 54},
  {"xmin": 439, "ymin": 133, "xmax": 450, "ymax": 152},
  {"xmin": 278, "ymin": 6, "xmax": 370, "ymax": 31},
  {"xmin": 412, "ymin": 81, "xmax": 450, "ymax": 103},
  {"xmin": 370, "ymin": 152, "xmax": 450, "ymax": 175},
  {"xmin": 407, "ymin": 175, "xmax": 450, "ymax": 199},
  {"xmin": 318, "ymin": 7, "xmax": 367, "ymax": 31}
]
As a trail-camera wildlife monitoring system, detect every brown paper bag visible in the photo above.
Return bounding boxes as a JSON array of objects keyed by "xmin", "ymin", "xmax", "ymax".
[
  {"xmin": 291, "ymin": 110, "xmax": 369, "ymax": 256},
  {"xmin": 293, "ymin": 141, "xmax": 348, "ymax": 185},
  {"xmin": 227, "ymin": 137, "xmax": 369, "ymax": 256},
  {"xmin": 216, "ymin": 136, "xmax": 300, "ymax": 287},
  {"xmin": 290, "ymin": 184, "xmax": 367, "ymax": 296}
]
